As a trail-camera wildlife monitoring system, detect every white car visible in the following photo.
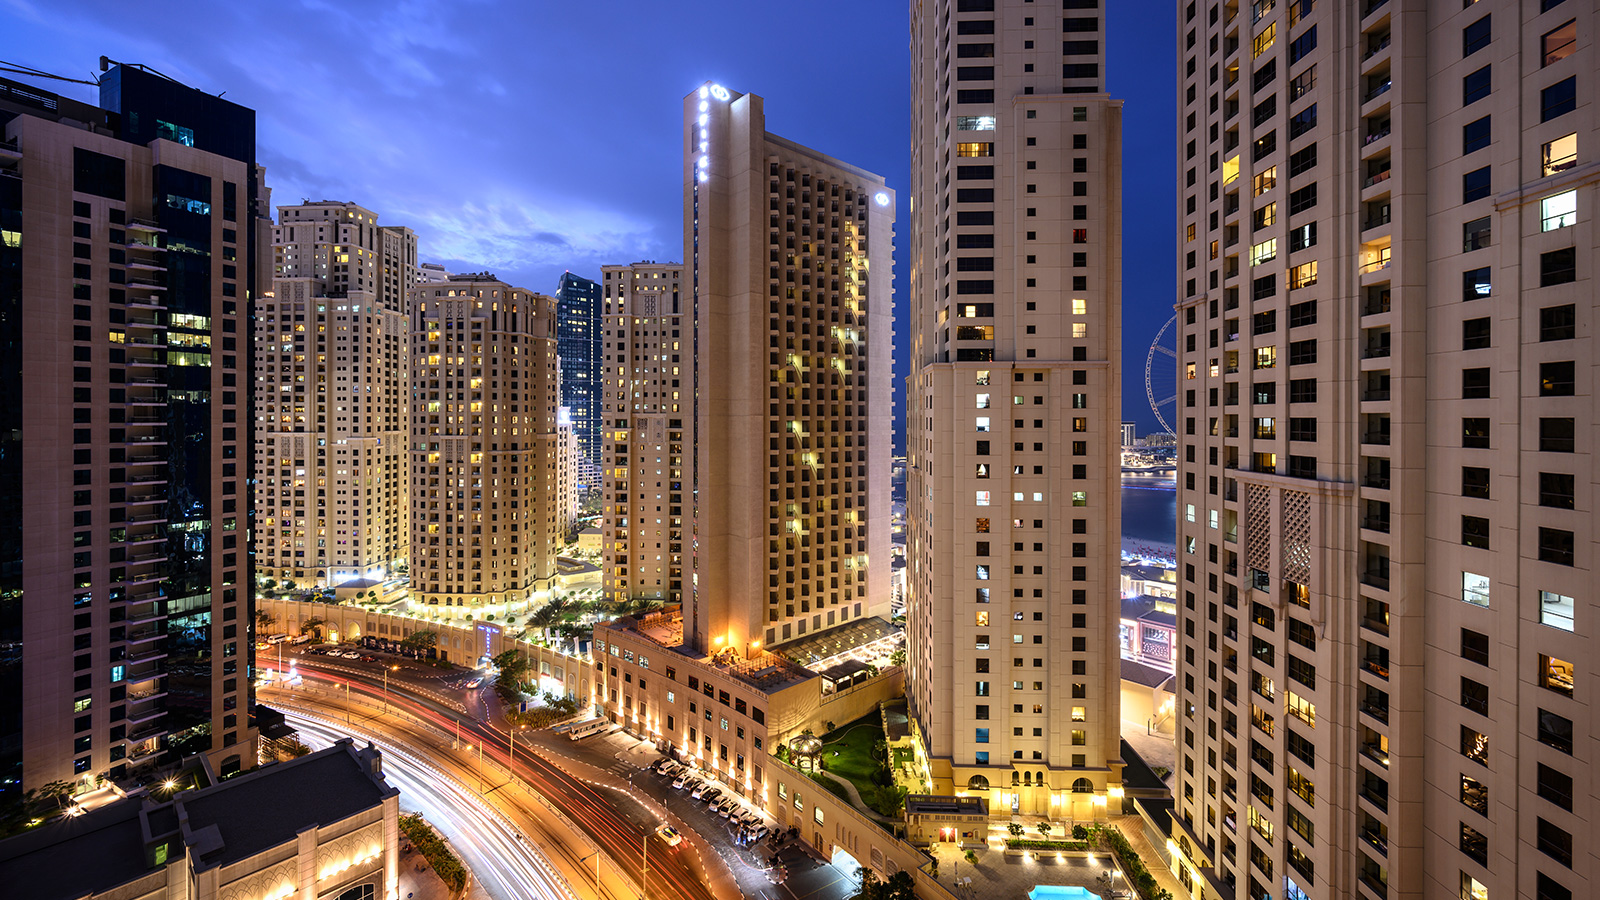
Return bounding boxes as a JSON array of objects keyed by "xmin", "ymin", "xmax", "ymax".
[
  {"xmin": 691, "ymin": 783, "xmax": 714, "ymax": 800},
  {"xmin": 654, "ymin": 824, "xmax": 683, "ymax": 848},
  {"xmin": 717, "ymin": 799, "xmax": 736, "ymax": 818},
  {"xmin": 465, "ymin": 677, "xmax": 483, "ymax": 689},
  {"xmin": 672, "ymin": 774, "xmax": 691, "ymax": 790}
]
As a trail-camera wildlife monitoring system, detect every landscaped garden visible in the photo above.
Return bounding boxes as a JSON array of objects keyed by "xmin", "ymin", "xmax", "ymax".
[{"xmin": 814, "ymin": 712, "xmax": 908, "ymax": 817}]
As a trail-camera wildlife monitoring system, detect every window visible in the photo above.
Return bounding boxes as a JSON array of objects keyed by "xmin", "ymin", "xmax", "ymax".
[
  {"xmin": 1543, "ymin": 19, "xmax": 1577, "ymax": 66},
  {"xmin": 1462, "ymin": 116, "xmax": 1491, "ymax": 154},
  {"xmin": 1537, "ymin": 763, "xmax": 1573, "ymax": 811},
  {"xmin": 1541, "ymin": 190, "xmax": 1576, "ymax": 231},
  {"xmin": 1253, "ymin": 166, "xmax": 1277, "ymax": 196},
  {"xmin": 1288, "ymin": 143, "xmax": 1317, "ymax": 176},
  {"xmin": 1460, "ymin": 726, "xmax": 1488, "ymax": 765},
  {"xmin": 1460, "ymin": 774, "xmax": 1488, "ymax": 815},
  {"xmin": 956, "ymin": 142, "xmax": 994, "ymax": 157},
  {"xmin": 1462, "ymin": 217, "xmax": 1490, "ymax": 251},
  {"xmin": 1543, "ymin": 133, "xmax": 1577, "ymax": 176},
  {"xmin": 1461, "ymin": 466, "xmax": 1490, "ymax": 498},
  {"xmin": 1462, "ymin": 368, "xmax": 1490, "ymax": 398},
  {"xmin": 1540, "ymin": 590, "xmax": 1575, "ymax": 631},
  {"xmin": 1537, "ymin": 817, "xmax": 1573, "ymax": 867},
  {"xmin": 1461, "ymin": 628, "xmax": 1489, "ymax": 666},
  {"xmin": 1538, "ymin": 527, "xmax": 1574, "ymax": 566},
  {"xmin": 1253, "ymin": 22, "xmax": 1276, "ymax": 57},
  {"xmin": 1462, "ymin": 267, "xmax": 1491, "ymax": 301},
  {"xmin": 1461, "ymin": 167, "xmax": 1490, "ymax": 202},
  {"xmin": 1253, "ymin": 203, "xmax": 1277, "ymax": 231},
  {"xmin": 1288, "ymin": 25, "xmax": 1317, "ymax": 64},
  {"xmin": 1250, "ymin": 239, "xmax": 1278, "ymax": 266},
  {"xmin": 1462, "ymin": 16, "xmax": 1491, "ymax": 57},
  {"xmin": 1538, "ymin": 708, "xmax": 1574, "ymax": 753},
  {"xmin": 1289, "ymin": 222, "xmax": 1316, "ymax": 251},
  {"xmin": 1460, "ymin": 678, "xmax": 1489, "ymax": 716},
  {"xmin": 1288, "ymin": 261, "xmax": 1317, "ymax": 290},
  {"xmin": 1462, "ymin": 317, "xmax": 1491, "ymax": 349},
  {"xmin": 1288, "ymin": 183, "xmax": 1316, "ymax": 214},
  {"xmin": 956, "ymin": 115, "xmax": 998, "ymax": 131},
  {"xmin": 1540, "ymin": 360, "xmax": 1574, "ymax": 396},
  {"xmin": 1542, "ymin": 77, "xmax": 1576, "ymax": 122},
  {"xmin": 1540, "ymin": 304, "xmax": 1576, "ymax": 341},
  {"xmin": 1288, "ymin": 104, "xmax": 1316, "ymax": 140},
  {"xmin": 1461, "ymin": 572, "xmax": 1490, "ymax": 607},
  {"xmin": 1458, "ymin": 63, "xmax": 1493, "ymax": 106},
  {"xmin": 1460, "ymin": 823, "xmax": 1488, "ymax": 864},
  {"xmin": 1540, "ymin": 417, "xmax": 1575, "ymax": 452},
  {"xmin": 1540, "ymin": 654, "xmax": 1574, "ymax": 697},
  {"xmin": 1539, "ymin": 471, "xmax": 1574, "ymax": 509}
]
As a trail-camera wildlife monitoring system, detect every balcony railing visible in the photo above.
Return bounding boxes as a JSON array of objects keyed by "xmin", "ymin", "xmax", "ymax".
[
  {"xmin": 1360, "ymin": 698, "xmax": 1390, "ymax": 723},
  {"xmin": 1363, "ymin": 35, "xmax": 1391, "ymax": 61},
  {"xmin": 1364, "ymin": 125, "xmax": 1391, "ymax": 145},
  {"xmin": 1363, "ymin": 80, "xmax": 1392, "ymax": 104}
]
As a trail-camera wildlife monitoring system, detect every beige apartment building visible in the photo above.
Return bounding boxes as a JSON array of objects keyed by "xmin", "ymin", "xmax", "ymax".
[
  {"xmin": 0, "ymin": 68, "xmax": 266, "ymax": 792},
  {"xmin": 600, "ymin": 262, "xmax": 687, "ymax": 607},
  {"xmin": 685, "ymin": 82, "xmax": 894, "ymax": 657},
  {"xmin": 254, "ymin": 201, "xmax": 416, "ymax": 588},
  {"xmin": 1171, "ymin": 3, "xmax": 1594, "ymax": 900},
  {"xmin": 408, "ymin": 274, "xmax": 560, "ymax": 617},
  {"xmin": 904, "ymin": 1, "xmax": 1126, "ymax": 818}
]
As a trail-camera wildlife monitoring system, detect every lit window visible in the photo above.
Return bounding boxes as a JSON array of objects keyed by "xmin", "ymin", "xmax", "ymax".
[
  {"xmin": 1540, "ymin": 590, "xmax": 1575, "ymax": 631},
  {"xmin": 1462, "ymin": 572, "xmax": 1490, "ymax": 608},
  {"xmin": 976, "ymin": 417, "xmax": 990, "ymax": 432},
  {"xmin": 1072, "ymin": 323, "xmax": 1088, "ymax": 338},
  {"xmin": 1253, "ymin": 166, "xmax": 1277, "ymax": 196},
  {"xmin": 956, "ymin": 116, "xmax": 997, "ymax": 131},
  {"xmin": 975, "ymin": 393, "xmax": 991, "ymax": 409},
  {"xmin": 1185, "ymin": 503, "xmax": 1197, "ymax": 523},
  {"xmin": 1250, "ymin": 239, "xmax": 1278, "ymax": 266},
  {"xmin": 957, "ymin": 142, "xmax": 995, "ymax": 157},
  {"xmin": 1254, "ymin": 346, "xmax": 1277, "ymax": 369},
  {"xmin": 975, "ymin": 491, "xmax": 991, "ymax": 506},
  {"xmin": 1542, "ymin": 133, "xmax": 1577, "ymax": 176},
  {"xmin": 1253, "ymin": 22, "xmax": 1276, "ymax": 58},
  {"xmin": 1071, "ymin": 299, "xmax": 1088, "ymax": 315},
  {"xmin": 1541, "ymin": 190, "xmax": 1576, "ymax": 231},
  {"xmin": 1072, "ymin": 491, "xmax": 1087, "ymax": 507},
  {"xmin": 1289, "ymin": 261, "xmax": 1318, "ymax": 289}
]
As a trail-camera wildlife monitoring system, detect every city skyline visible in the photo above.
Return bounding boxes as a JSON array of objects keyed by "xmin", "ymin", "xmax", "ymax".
[{"xmin": 2, "ymin": 0, "xmax": 1179, "ymax": 438}]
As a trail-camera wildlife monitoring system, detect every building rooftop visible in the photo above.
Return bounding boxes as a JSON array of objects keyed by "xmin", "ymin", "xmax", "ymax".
[
  {"xmin": 0, "ymin": 740, "xmax": 395, "ymax": 898},
  {"xmin": 1122, "ymin": 563, "xmax": 1175, "ymax": 583},
  {"xmin": 1121, "ymin": 658, "xmax": 1176, "ymax": 689},
  {"xmin": 773, "ymin": 617, "xmax": 901, "ymax": 670},
  {"xmin": 604, "ymin": 612, "xmax": 816, "ymax": 694},
  {"xmin": 905, "ymin": 794, "xmax": 988, "ymax": 817}
]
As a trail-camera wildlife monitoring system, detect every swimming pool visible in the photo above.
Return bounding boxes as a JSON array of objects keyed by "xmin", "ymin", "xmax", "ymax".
[{"xmin": 1027, "ymin": 886, "xmax": 1097, "ymax": 900}]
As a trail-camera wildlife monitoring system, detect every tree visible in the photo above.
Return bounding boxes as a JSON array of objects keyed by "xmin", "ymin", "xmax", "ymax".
[
  {"xmin": 256, "ymin": 609, "xmax": 277, "ymax": 632},
  {"xmin": 1037, "ymin": 821, "xmax": 1052, "ymax": 839},
  {"xmin": 888, "ymin": 647, "xmax": 906, "ymax": 668},
  {"xmin": 39, "ymin": 781, "xmax": 73, "ymax": 811},
  {"xmin": 277, "ymin": 737, "xmax": 312, "ymax": 760},
  {"xmin": 400, "ymin": 630, "xmax": 438, "ymax": 653},
  {"xmin": 300, "ymin": 617, "xmax": 325, "ymax": 638},
  {"xmin": 1007, "ymin": 822, "xmax": 1024, "ymax": 838}
]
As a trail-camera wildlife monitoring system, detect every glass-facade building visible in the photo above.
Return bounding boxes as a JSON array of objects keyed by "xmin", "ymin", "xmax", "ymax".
[{"xmin": 556, "ymin": 271, "xmax": 602, "ymax": 485}]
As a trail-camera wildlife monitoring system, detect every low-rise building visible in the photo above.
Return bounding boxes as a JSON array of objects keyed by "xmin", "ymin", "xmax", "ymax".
[{"xmin": 0, "ymin": 739, "xmax": 399, "ymax": 900}]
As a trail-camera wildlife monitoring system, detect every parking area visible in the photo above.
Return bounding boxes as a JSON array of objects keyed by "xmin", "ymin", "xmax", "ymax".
[{"xmin": 532, "ymin": 728, "xmax": 864, "ymax": 900}]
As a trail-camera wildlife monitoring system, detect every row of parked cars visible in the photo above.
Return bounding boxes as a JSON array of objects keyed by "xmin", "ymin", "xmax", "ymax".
[
  {"xmin": 651, "ymin": 758, "xmax": 769, "ymax": 841},
  {"xmin": 305, "ymin": 646, "xmax": 377, "ymax": 662}
]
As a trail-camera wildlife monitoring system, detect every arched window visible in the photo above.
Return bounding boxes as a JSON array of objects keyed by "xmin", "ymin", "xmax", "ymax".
[
  {"xmin": 1036, "ymin": 771, "xmax": 1046, "ymax": 786},
  {"xmin": 1011, "ymin": 771, "xmax": 1021, "ymax": 785},
  {"xmin": 968, "ymin": 775, "xmax": 990, "ymax": 791},
  {"xmin": 1072, "ymin": 778, "xmax": 1095, "ymax": 793},
  {"xmin": 1023, "ymin": 772, "xmax": 1032, "ymax": 785}
]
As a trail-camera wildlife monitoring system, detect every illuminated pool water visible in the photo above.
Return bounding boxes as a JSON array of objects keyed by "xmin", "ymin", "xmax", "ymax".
[{"xmin": 1027, "ymin": 887, "xmax": 1097, "ymax": 900}]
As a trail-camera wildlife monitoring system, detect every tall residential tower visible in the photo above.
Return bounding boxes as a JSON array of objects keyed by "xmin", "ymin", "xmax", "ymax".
[
  {"xmin": 557, "ymin": 271, "xmax": 602, "ymax": 484},
  {"xmin": 0, "ymin": 66, "xmax": 267, "ymax": 792},
  {"xmin": 906, "ymin": 1, "xmax": 1125, "ymax": 818},
  {"xmin": 408, "ymin": 275, "xmax": 560, "ymax": 618},
  {"xmin": 253, "ymin": 201, "xmax": 416, "ymax": 589},
  {"xmin": 1172, "ymin": 3, "xmax": 1595, "ymax": 900},
  {"xmin": 600, "ymin": 262, "xmax": 686, "ymax": 609},
  {"xmin": 686, "ymin": 83, "xmax": 894, "ymax": 656}
]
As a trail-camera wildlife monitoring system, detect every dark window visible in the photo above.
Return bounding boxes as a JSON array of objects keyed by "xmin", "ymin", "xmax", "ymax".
[
  {"xmin": 956, "ymin": 165, "xmax": 995, "ymax": 180},
  {"xmin": 1460, "ymin": 515, "xmax": 1490, "ymax": 549},
  {"xmin": 1288, "ymin": 143, "xmax": 1317, "ymax": 176},
  {"xmin": 957, "ymin": 90, "xmax": 995, "ymax": 104},
  {"xmin": 1288, "ymin": 183, "xmax": 1317, "ymax": 214},
  {"xmin": 1288, "ymin": 300, "xmax": 1316, "ymax": 327},
  {"xmin": 1461, "ymin": 368, "xmax": 1491, "ymax": 399},
  {"xmin": 1460, "ymin": 823, "xmax": 1488, "ymax": 865},
  {"xmin": 1537, "ymin": 818, "xmax": 1573, "ymax": 867},
  {"xmin": 1252, "ymin": 95, "xmax": 1277, "ymax": 128},
  {"xmin": 1538, "ymin": 527, "xmax": 1574, "ymax": 566},
  {"xmin": 1460, "ymin": 677, "xmax": 1488, "ymax": 715},
  {"xmin": 1540, "ymin": 247, "xmax": 1576, "ymax": 286},
  {"xmin": 957, "ymin": 66, "xmax": 995, "ymax": 81},
  {"xmin": 1462, "ymin": 66, "xmax": 1491, "ymax": 105},
  {"xmin": 1540, "ymin": 304, "xmax": 1576, "ymax": 341},
  {"xmin": 1540, "ymin": 417, "xmax": 1575, "ymax": 453},
  {"xmin": 1289, "ymin": 379, "xmax": 1317, "ymax": 403},
  {"xmin": 1461, "ymin": 166, "xmax": 1490, "ymax": 202},
  {"xmin": 1462, "ymin": 317, "xmax": 1491, "ymax": 349},
  {"xmin": 1541, "ymin": 77, "xmax": 1577, "ymax": 122},
  {"xmin": 1461, "ymin": 467, "xmax": 1490, "ymax": 499},
  {"xmin": 1288, "ymin": 25, "xmax": 1317, "ymax": 64},
  {"xmin": 1539, "ymin": 472, "xmax": 1575, "ymax": 509},
  {"xmin": 1463, "ymin": 116, "xmax": 1491, "ymax": 154},
  {"xmin": 1461, "ymin": 628, "xmax": 1489, "ymax": 666},
  {"xmin": 1538, "ymin": 874, "xmax": 1573, "ymax": 900},
  {"xmin": 1537, "ymin": 763, "xmax": 1573, "ymax": 811},
  {"xmin": 1462, "ymin": 15, "xmax": 1491, "ymax": 57},
  {"xmin": 72, "ymin": 148, "xmax": 126, "ymax": 201},
  {"xmin": 1539, "ymin": 709, "xmax": 1574, "ymax": 753}
]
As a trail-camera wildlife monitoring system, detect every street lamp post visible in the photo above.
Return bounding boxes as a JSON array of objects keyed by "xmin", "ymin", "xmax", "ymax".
[
  {"xmin": 382, "ymin": 665, "xmax": 399, "ymax": 714},
  {"xmin": 580, "ymin": 850, "xmax": 602, "ymax": 898},
  {"xmin": 640, "ymin": 828, "xmax": 650, "ymax": 900}
]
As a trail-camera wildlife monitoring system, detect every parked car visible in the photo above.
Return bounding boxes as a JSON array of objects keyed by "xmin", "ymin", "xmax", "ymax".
[
  {"xmin": 674, "ymin": 774, "xmax": 694, "ymax": 791},
  {"xmin": 693, "ymin": 784, "xmax": 717, "ymax": 801},
  {"xmin": 716, "ymin": 799, "xmax": 736, "ymax": 818}
]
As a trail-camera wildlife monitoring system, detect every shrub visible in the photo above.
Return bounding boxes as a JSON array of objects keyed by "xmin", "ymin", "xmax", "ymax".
[
  {"xmin": 399, "ymin": 814, "xmax": 466, "ymax": 892},
  {"xmin": 1004, "ymin": 839, "xmax": 1091, "ymax": 852}
]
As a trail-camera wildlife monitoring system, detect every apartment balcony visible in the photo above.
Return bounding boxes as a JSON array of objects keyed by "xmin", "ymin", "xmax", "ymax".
[
  {"xmin": 124, "ymin": 705, "xmax": 167, "ymax": 727},
  {"xmin": 124, "ymin": 549, "xmax": 168, "ymax": 566},
  {"xmin": 1362, "ymin": 288, "xmax": 1391, "ymax": 317},
  {"xmin": 1362, "ymin": 650, "xmax": 1391, "ymax": 681},
  {"xmin": 1363, "ymin": 32, "xmax": 1391, "ymax": 65},
  {"xmin": 1359, "ymin": 777, "xmax": 1389, "ymax": 812},
  {"xmin": 126, "ymin": 217, "xmax": 166, "ymax": 235},
  {"xmin": 125, "ymin": 686, "xmax": 168, "ymax": 703},
  {"xmin": 1361, "ymin": 77, "xmax": 1392, "ymax": 114},
  {"xmin": 1361, "ymin": 431, "xmax": 1391, "ymax": 447},
  {"xmin": 1360, "ymin": 741, "xmax": 1390, "ymax": 769},
  {"xmin": 1361, "ymin": 568, "xmax": 1390, "ymax": 592},
  {"xmin": 126, "ymin": 721, "xmax": 169, "ymax": 744},
  {"xmin": 1362, "ymin": 0, "xmax": 1390, "ymax": 22},
  {"xmin": 1360, "ymin": 825, "xmax": 1389, "ymax": 856}
]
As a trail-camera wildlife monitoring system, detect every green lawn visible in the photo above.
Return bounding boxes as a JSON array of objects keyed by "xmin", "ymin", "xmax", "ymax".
[{"xmin": 818, "ymin": 713, "xmax": 899, "ymax": 815}]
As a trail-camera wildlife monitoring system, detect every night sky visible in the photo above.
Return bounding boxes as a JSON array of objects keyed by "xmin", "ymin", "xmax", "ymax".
[{"xmin": 7, "ymin": 0, "xmax": 1176, "ymax": 443}]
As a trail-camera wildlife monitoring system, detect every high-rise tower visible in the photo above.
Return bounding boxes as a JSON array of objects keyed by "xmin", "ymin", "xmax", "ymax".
[
  {"xmin": 600, "ymin": 262, "xmax": 686, "ymax": 609},
  {"xmin": 685, "ymin": 83, "xmax": 894, "ymax": 656},
  {"xmin": 253, "ymin": 201, "xmax": 416, "ymax": 589},
  {"xmin": 906, "ymin": 1, "xmax": 1125, "ymax": 818},
  {"xmin": 557, "ymin": 271, "xmax": 602, "ymax": 481},
  {"xmin": 408, "ymin": 275, "xmax": 559, "ymax": 618},
  {"xmin": 0, "ymin": 65, "xmax": 268, "ymax": 792},
  {"xmin": 1173, "ymin": 3, "xmax": 1595, "ymax": 900}
]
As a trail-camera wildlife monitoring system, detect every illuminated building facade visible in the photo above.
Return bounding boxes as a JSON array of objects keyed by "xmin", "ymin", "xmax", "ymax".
[
  {"xmin": 408, "ymin": 274, "xmax": 560, "ymax": 617},
  {"xmin": 0, "ymin": 67, "xmax": 266, "ymax": 794},
  {"xmin": 556, "ymin": 271, "xmax": 603, "ymax": 477},
  {"xmin": 600, "ymin": 262, "xmax": 686, "ymax": 607},
  {"xmin": 1172, "ymin": 2, "xmax": 1597, "ymax": 899},
  {"xmin": 253, "ymin": 200, "xmax": 416, "ymax": 588},
  {"xmin": 685, "ymin": 82, "xmax": 894, "ymax": 657},
  {"xmin": 905, "ymin": 0, "xmax": 1126, "ymax": 818}
]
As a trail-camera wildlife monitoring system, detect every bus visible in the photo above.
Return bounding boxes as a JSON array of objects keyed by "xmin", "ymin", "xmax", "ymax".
[{"xmin": 567, "ymin": 718, "xmax": 611, "ymax": 741}]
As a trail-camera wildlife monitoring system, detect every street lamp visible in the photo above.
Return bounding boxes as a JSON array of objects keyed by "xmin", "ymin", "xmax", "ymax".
[
  {"xmin": 382, "ymin": 665, "xmax": 399, "ymax": 714},
  {"xmin": 580, "ymin": 849, "xmax": 602, "ymax": 897}
]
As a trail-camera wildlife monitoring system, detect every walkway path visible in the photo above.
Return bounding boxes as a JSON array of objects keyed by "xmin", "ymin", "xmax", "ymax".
[{"xmin": 813, "ymin": 769, "xmax": 898, "ymax": 826}]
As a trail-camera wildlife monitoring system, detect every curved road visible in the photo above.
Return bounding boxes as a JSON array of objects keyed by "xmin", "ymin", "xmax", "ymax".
[
  {"xmin": 289, "ymin": 709, "xmax": 575, "ymax": 900},
  {"xmin": 273, "ymin": 662, "xmax": 719, "ymax": 900}
]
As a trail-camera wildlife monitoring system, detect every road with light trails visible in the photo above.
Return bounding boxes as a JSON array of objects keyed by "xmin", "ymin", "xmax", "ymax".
[
  {"xmin": 288, "ymin": 708, "xmax": 578, "ymax": 900},
  {"xmin": 266, "ymin": 671, "xmax": 724, "ymax": 900}
]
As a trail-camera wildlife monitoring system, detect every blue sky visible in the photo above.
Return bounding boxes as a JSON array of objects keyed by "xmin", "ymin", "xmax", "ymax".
[{"xmin": 5, "ymin": 0, "xmax": 1177, "ymax": 441}]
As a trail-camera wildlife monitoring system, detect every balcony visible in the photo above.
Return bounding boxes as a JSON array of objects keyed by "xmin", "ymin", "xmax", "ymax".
[
  {"xmin": 126, "ymin": 722, "xmax": 169, "ymax": 743},
  {"xmin": 1363, "ymin": 33, "xmax": 1391, "ymax": 62},
  {"xmin": 1360, "ymin": 741, "xmax": 1390, "ymax": 769},
  {"xmin": 1360, "ymin": 825, "xmax": 1389, "ymax": 856},
  {"xmin": 1363, "ymin": 167, "xmax": 1391, "ymax": 190},
  {"xmin": 1362, "ymin": 654, "xmax": 1390, "ymax": 680},
  {"xmin": 1359, "ymin": 248, "xmax": 1392, "ymax": 275},
  {"xmin": 1363, "ymin": 79, "xmax": 1392, "ymax": 105},
  {"xmin": 1360, "ymin": 697, "xmax": 1390, "ymax": 724},
  {"xmin": 1362, "ymin": 0, "xmax": 1389, "ymax": 18},
  {"xmin": 1359, "ymin": 778, "xmax": 1389, "ymax": 812}
]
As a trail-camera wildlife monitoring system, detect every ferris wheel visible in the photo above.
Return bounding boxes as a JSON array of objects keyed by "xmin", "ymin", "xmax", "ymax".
[{"xmin": 1144, "ymin": 314, "xmax": 1178, "ymax": 435}]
